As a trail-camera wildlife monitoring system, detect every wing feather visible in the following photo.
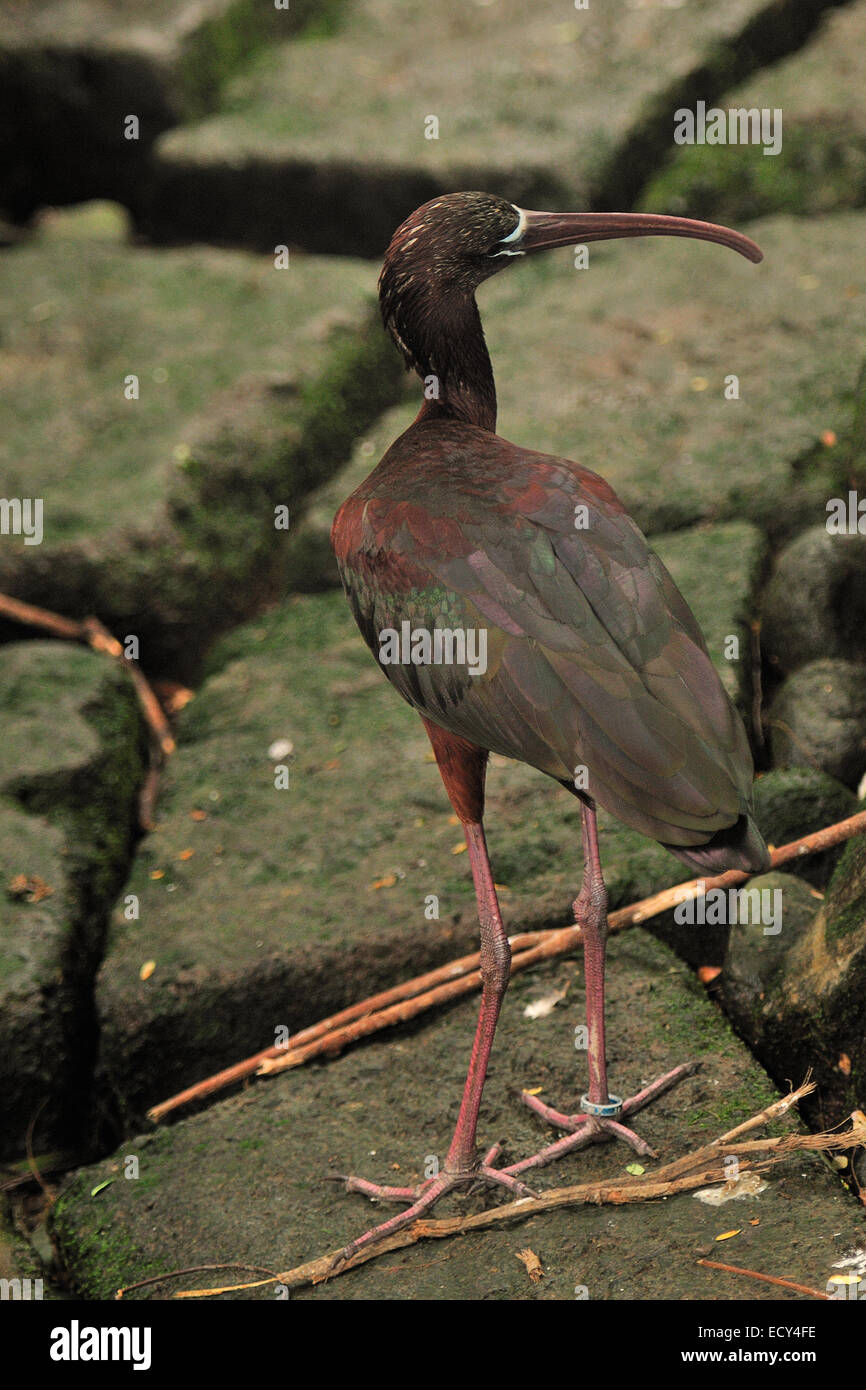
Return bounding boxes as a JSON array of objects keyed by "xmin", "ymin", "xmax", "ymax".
[{"xmin": 333, "ymin": 418, "xmax": 760, "ymax": 853}]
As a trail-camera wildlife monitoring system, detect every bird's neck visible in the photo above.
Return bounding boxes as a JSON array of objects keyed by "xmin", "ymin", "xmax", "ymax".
[{"xmin": 409, "ymin": 294, "xmax": 498, "ymax": 433}]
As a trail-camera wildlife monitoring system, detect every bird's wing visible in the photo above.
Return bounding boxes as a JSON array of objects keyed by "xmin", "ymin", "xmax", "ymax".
[{"xmin": 332, "ymin": 421, "xmax": 755, "ymax": 849}]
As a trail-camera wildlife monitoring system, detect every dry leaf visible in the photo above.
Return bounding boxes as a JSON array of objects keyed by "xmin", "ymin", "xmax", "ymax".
[
  {"xmin": 715, "ymin": 1229, "xmax": 742, "ymax": 1241},
  {"xmin": 370, "ymin": 874, "xmax": 397, "ymax": 890},
  {"xmin": 150, "ymin": 869, "xmax": 164, "ymax": 880},
  {"xmin": 698, "ymin": 965, "xmax": 722, "ymax": 985},
  {"xmin": 140, "ymin": 960, "xmax": 156, "ymax": 981},
  {"xmin": 695, "ymin": 1174, "xmax": 767, "ymax": 1206},
  {"xmin": 190, "ymin": 809, "xmax": 208, "ymax": 822},
  {"xmin": 523, "ymin": 1086, "xmax": 543, "ymax": 1097},
  {"xmin": 515, "ymin": 1249, "xmax": 543, "ymax": 1283},
  {"xmin": 838, "ymin": 1053, "xmax": 852, "ymax": 1076},
  {"xmin": 451, "ymin": 842, "xmax": 467, "ymax": 855},
  {"xmin": 179, "ymin": 849, "xmax": 194, "ymax": 861},
  {"xmin": 7, "ymin": 873, "xmax": 54, "ymax": 903}
]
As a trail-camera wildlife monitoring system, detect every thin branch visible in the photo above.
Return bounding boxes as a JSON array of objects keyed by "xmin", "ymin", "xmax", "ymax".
[
  {"xmin": 147, "ymin": 811, "xmax": 866, "ymax": 1123},
  {"xmin": 717, "ymin": 1075, "xmax": 813, "ymax": 1144},
  {"xmin": 24, "ymin": 1100, "xmax": 50, "ymax": 1201},
  {"xmin": 81, "ymin": 617, "xmax": 175, "ymax": 758},
  {"xmin": 116, "ymin": 1262, "xmax": 280, "ymax": 1300},
  {"xmin": 696, "ymin": 1259, "xmax": 829, "ymax": 1300},
  {"xmin": 0, "ymin": 591, "xmax": 177, "ymax": 826},
  {"xmin": 0, "ymin": 592, "xmax": 82, "ymax": 638}
]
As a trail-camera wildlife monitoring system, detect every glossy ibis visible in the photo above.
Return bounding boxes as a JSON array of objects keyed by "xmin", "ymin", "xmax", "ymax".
[{"xmin": 331, "ymin": 192, "xmax": 769, "ymax": 1258}]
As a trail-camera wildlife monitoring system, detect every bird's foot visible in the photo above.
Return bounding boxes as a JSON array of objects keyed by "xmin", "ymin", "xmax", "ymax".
[
  {"xmin": 502, "ymin": 1060, "xmax": 700, "ymax": 1178},
  {"xmin": 327, "ymin": 1144, "xmax": 538, "ymax": 1273}
]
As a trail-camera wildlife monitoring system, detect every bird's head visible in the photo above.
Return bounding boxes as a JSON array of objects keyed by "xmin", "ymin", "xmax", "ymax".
[
  {"xmin": 379, "ymin": 190, "xmax": 762, "ymax": 374},
  {"xmin": 379, "ymin": 192, "xmax": 524, "ymax": 372}
]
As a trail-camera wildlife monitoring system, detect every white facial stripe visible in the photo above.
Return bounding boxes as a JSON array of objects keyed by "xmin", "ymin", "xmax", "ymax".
[
  {"xmin": 491, "ymin": 204, "xmax": 527, "ymax": 257},
  {"xmin": 500, "ymin": 206, "xmax": 527, "ymax": 244}
]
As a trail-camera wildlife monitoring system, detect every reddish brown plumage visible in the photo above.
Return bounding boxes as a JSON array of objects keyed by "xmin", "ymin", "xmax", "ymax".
[{"xmin": 420, "ymin": 718, "xmax": 488, "ymax": 826}]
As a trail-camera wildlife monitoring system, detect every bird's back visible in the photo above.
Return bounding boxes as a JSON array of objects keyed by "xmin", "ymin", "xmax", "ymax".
[{"xmin": 333, "ymin": 417, "xmax": 769, "ymax": 875}]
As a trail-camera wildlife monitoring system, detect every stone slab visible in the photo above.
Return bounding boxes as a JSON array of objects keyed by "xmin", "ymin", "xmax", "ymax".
[
  {"xmin": 56, "ymin": 931, "xmax": 865, "ymax": 1300},
  {"xmin": 0, "ymin": 641, "xmax": 145, "ymax": 1158}
]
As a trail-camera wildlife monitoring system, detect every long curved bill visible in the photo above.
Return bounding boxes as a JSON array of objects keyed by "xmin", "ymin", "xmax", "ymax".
[{"xmin": 519, "ymin": 209, "xmax": 762, "ymax": 263}]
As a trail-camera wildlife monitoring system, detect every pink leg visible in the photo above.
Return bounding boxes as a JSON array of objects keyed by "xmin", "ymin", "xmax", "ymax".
[
  {"xmin": 334, "ymin": 819, "xmax": 536, "ymax": 1266},
  {"xmin": 507, "ymin": 798, "xmax": 697, "ymax": 1175}
]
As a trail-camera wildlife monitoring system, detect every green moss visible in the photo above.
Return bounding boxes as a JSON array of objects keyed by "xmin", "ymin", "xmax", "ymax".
[
  {"xmin": 178, "ymin": 0, "xmax": 346, "ymax": 117},
  {"xmin": 12, "ymin": 663, "xmax": 146, "ymax": 911},
  {"xmin": 752, "ymin": 767, "xmax": 856, "ymax": 888},
  {"xmin": 824, "ymin": 836, "xmax": 866, "ymax": 944},
  {"xmin": 0, "ymin": 232, "xmax": 407, "ymax": 675},
  {"xmin": 52, "ymin": 1175, "xmax": 163, "ymax": 1301},
  {"xmin": 0, "ymin": 644, "xmax": 147, "ymax": 1155}
]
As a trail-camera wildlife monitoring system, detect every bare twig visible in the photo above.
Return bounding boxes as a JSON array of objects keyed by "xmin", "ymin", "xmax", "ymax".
[
  {"xmin": 24, "ymin": 1100, "xmax": 50, "ymax": 1201},
  {"xmin": 0, "ymin": 591, "xmax": 177, "ymax": 826},
  {"xmin": 148, "ymin": 811, "xmax": 866, "ymax": 1123},
  {"xmin": 697, "ymin": 1259, "xmax": 829, "ymax": 1300},
  {"xmin": 116, "ymin": 1263, "xmax": 280, "ymax": 1300},
  {"xmin": 81, "ymin": 617, "xmax": 175, "ymax": 758}
]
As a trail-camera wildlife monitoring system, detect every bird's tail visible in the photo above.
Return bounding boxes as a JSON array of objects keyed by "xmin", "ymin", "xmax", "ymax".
[{"xmin": 663, "ymin": 813, "xmax": 771, "ymax": 877}]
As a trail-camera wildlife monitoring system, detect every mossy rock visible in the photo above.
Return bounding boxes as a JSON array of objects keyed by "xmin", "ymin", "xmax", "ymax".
[
  {"xmin": 751, "ymin": 765, "xmax": 856, "ymax": 887},
  {"xmin": 0, "ymin": 641, "xmax": 146, "ymax": 1159},
  {"xmin": 722, "ymin": 836, "xmax": 866, "ymax": 1128},
  {"xmin": 150, "ymin": 0, "xmax": 786, "ymax": 254},
  {"xmin": 640, "ymin": 1, "xmax": 866, "ymax": 224},
  {"xmin": 768, "ymin": 659, "xmax": 866, "ymax": 789},
  {"xmin": 0, "ymin": 233, "xmax": 404, "ymax": 677},
  {"xmin": 761, "ymin": 527, "xmax": 866, "ymax": 679},
  {"xmin": 55, "ymin": 929, "xmax": 861, "ymax": 1301},
  {"xmin": 717, "ymin": 869, "xmax": 821, "ymax": 1021},
  {"xmin": 0, "ymin": 0, "xmax": 326, "ymax": 221}
]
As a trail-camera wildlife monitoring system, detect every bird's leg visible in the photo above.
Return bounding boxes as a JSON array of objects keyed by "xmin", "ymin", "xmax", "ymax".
[
  {"xmin": 332, "ymin": 725, "xmax": 536, "ymax": 1267},
  {"xmin": 505, "ymin": 798, "xmax": 697, "ymax": 1177},
  {"xmin": 577, "ymin": 800, "xmax": 612, "ymax": 1109}
]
